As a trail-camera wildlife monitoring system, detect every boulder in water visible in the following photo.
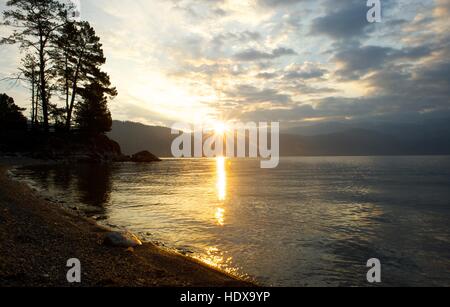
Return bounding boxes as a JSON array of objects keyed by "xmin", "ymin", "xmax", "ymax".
[
  {"xmin": 103, "ymin": 231, "xmax": 143, "ymax": 248},
  {"xmin": 131, "ymin": 151, "xmax": 161, "ymax": 162}
]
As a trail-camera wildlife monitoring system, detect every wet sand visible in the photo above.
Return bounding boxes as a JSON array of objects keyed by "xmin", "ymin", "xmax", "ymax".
[{"xmin": 0, "ymin": 158, "xmax": 253, "ymax": 287}]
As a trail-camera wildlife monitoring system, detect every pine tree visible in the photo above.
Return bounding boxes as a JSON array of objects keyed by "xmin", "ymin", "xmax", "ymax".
[
  {"xmin": 2, "ymin": 0, "xmax": 68, "ymax": 132},
  {"xmin": 19, "ymin": 54, "xmax": 40, "ymax": 127},
  {"xmin": 75, "ymin": 82, "xmax": 116, "ymax": 135},
  {"xmin": 52, "ymin": 20, "xmax": 116, "ymax": 131}
]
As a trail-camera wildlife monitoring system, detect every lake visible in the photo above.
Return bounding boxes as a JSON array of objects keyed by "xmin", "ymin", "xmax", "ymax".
[{"xmin": 11, "ymin": 156, "xmax": 450, "ymax": 286}]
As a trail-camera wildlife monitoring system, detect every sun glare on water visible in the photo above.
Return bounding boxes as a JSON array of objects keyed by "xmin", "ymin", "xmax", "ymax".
[
  {"xmin": 216, "ymin": 156, "xmax": 227, "ymax": 202},
  {"xmin": 215, "ymin": 156, "xmax": 227, "ymax": 227},
  {"xmin": 215, "ymin": 208, "xmax": 225, "ymax": 226}
]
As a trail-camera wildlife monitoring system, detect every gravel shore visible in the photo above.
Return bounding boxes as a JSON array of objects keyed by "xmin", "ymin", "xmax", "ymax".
[{"xmin": 0, "ymin": 158, "xmax": 253, "ymax": 287}]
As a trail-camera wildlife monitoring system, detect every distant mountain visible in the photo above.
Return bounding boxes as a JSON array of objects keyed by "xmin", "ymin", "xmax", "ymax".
[
  {"xmin": 108, "ymin": 121, "xmax": 175, "ymax": 157},
  {"xmin": 283, "ymin": 119, "xmax": 450, "ymax": 140},
  {"xmin": 283, "ymin": 121, "xmax": 352, "ymax": 136},
  {"xmin": 280, "ymin": 129, "xmax": 398, "ymax": 156},
  {"xmin": 109, "ymin": 120, "xmax": 450, "ymax": 157}
]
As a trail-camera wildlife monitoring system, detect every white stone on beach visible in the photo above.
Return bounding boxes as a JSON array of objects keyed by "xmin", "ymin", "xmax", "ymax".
[{"xmin": 103, "ymin": 231, "xmax": 143, "ymax": 248}]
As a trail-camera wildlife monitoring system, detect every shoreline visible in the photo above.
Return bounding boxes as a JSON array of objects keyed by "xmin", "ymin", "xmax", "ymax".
[{"xmin": 0, "ymin": 157, "xmax": 254, "ymax": 287}]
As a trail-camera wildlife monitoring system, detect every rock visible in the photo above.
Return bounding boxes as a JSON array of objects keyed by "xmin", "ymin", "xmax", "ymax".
[
  {"xmin": 113, "ymin": 154, "xmax": 132, "ymax": 162},
  {"xmin": 81, "ymin": 205, "xmax": 103, "ymax": 214},
  {"xmin": 103, "ymin": 231, "xmax": 143, "ymax": 248},
  {"xmin": 130, "ymin": 151, "xmax": 161, "ymax": 163}
]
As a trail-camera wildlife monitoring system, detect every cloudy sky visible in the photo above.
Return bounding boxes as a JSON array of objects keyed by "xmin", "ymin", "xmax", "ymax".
[{"xmin": 1, "ymin": 0, "xmax": 449, "ymax": 128}]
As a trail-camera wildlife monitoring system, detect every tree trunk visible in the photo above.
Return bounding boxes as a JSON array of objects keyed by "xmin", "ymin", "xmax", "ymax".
[
  {"xmin": 65, "ymin": 52, "xmax": 70, "ymax": 131},
  {"xmin": 31, "ymin": 67, "xmax": 35, "ymax": 129},
  {"xmin": 65, "ymin": 53, "xmax": 83, "ymax": 131},
  {"xmin": 39, "ymin": 40, "xmax": 49, "ymax": 133},
  {"xmin": 36, "ymin": 87, "xmax": 40, "ymax": 125},
  {"xmin": 66, "ymin": 81, "xmax": 77, "ymax": 131}
]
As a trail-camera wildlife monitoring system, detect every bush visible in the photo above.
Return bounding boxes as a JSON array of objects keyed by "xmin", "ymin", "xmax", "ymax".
[{"xmin": 0, "ymin": 93, "xmax": 27, "ymax": 131}]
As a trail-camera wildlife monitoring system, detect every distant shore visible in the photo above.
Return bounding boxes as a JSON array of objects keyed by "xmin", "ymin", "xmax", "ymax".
[{"xmin": 0, "ymin": 157, "xmax": 253, "ymax": 287}]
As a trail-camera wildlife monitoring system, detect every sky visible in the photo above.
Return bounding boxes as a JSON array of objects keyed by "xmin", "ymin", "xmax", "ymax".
[{"xmin": 0, "ymin": 0, "xmax": 449, "ymax": 128}]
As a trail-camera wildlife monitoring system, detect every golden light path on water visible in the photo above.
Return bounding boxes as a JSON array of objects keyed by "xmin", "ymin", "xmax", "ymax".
[
  {"xmin": 216, "ymin": 156, "xmax": 227, "ymax": 201},
  {"xmin": 193, "ymin": 156, "xmax": 246, "ymax": 279},
  {"xmin": 215, "ymin": 208, "xmax": 225, "ymax": 226},
  {"xmin": 216, "ymin": 156, "xmax": 227, "ymax": 225}
]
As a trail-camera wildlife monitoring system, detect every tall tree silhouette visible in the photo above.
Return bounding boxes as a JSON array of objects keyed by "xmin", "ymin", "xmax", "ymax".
[
  {"xmin": 1, "ymin": 1, "xmax": 117, "ymax": 135},
  {"xmin": 20, "ymin": 54, "xmax": 40, "ymax": 127},
  {"xmin": 1, "ymin": 0, "xmax": 68, "ymax": 132},
  {"xmin": 53, "ymin": 20, "xmax": 115, "ymax": 130}
]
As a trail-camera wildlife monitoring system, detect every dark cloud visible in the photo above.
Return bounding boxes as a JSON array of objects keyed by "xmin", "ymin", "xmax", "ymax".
[
  {"xmin": 417, "ymin": 61, "xmax": 450, "ymax": 88},
  {"xmin": 333, "ymin": 45, "xmax": 433, "ymax": 80},
  {"xmin": 334, "ymin": 45, "xmax": 393, "ymax": 80},
  {"xmin": 289, "ymin": 83, "xmax": 337, "ymax": 95},
  {"xmin": 234, "ymin": 47, "xmax": 297, "ymax": 61},
  {"xmin": 311, "ymin": 2, "xmax": 370, "ymax": 39},
  {"xmin": 238, "ymin": 92, "xmax": 450, "ymax": 123},
  {"xmin": 368, "ymin": 61, "xmax": 450, "ymax": 100},
  {"xmin": 225, "ymin": 85, "xmax": 292, "ymax": 105},
  {"xmin": 310, "ymin": 0, "xmax": 401, "ymax": 41},
  {"xmin": 284, "ymin": 65, "xmax": 328, "ymax": 80},
  {"xmin": 256, "ymin": 72, "xmax": 279, "ymax": 79},
  {"xmin": 238, "ymin": 104, "xmax": 316, "ymax": 122},
  {"xmin": 258, "ymin": 0, "xmax": 308, "ymax": 7},
  {"xmin": 213, "ymin": 8, "xmax": 227, "ymax": 16}
]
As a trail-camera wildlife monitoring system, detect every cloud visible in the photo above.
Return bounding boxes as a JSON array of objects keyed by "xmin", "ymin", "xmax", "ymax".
[
  {"xmin": 333, "ymin": 44, "xmax": 433, "ymax": 80},
  {"xmin": 1, "ymin": 0, "xmax": 449, "ymax": 127},
  {"xmin": 234, "ymin": 47, "xmax": 297, "ymax": 61},
  {"xmin": 283, "ymin": 63, "xmax": 328, "ymax": 80},
  {"xmin": 224, "ymin": 85, "xmax": 293, "ymax": 105},
  {"xmin": 258, "ymin": 0, "xmax": 308, "ymax": 7},
  {"xmin": 434, "ymin": 0, "xmax": 450, "ymax": 17},
  {"xmin": 333, "ymin": 45, "xmax": 393, "ymax": 80},
  {"xmin": 256, "ymin": 72, "xmax": 279, "ymax": 79},
  {"xmin": 212, "ymin": 31, "xmax": 262, "ymax": 51},
  {"xmin": 311, "ymin": 2, "xmax": 371, "ymax": 40}
]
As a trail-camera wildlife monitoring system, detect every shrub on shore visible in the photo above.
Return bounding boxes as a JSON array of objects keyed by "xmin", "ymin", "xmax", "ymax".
[{"xmin": 0, "ymin": 93, "xmax": 27, "ymax": 131}]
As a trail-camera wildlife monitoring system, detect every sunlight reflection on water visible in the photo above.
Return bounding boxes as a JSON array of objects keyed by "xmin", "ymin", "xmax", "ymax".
[
  {"xmin": 11, "ymin": 156, "xmax": 450, "ymax": 286},
  {"xmin": 216, "ymin": 157, "xmax": 227, "ymax": 201}
]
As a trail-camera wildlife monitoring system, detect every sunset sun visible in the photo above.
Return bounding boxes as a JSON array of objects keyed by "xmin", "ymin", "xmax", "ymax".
[{"xmin": 213, "ymin": 122, "xmax": 228, "ymax": 135}]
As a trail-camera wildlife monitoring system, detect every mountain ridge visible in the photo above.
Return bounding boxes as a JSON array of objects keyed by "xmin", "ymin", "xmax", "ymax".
[{"xmin": 108, "ymin": 120, "xmax": 450, "ymax": 157}]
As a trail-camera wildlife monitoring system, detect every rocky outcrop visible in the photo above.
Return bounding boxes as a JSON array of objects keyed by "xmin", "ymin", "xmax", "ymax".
[
  {"xmin": 34, "ymin": 134, "xmax": 124, "ymax": 163},
  {"xmin": 0, "ymin": 131, "xmax": 161, "ymax": 164},
  {"xmin": 130, "ymin": 151, "xmax": 161, "ymax": 162},
  {"xmin": 112, "ymin": 150, "xmax": 161, "ymax": 163}
]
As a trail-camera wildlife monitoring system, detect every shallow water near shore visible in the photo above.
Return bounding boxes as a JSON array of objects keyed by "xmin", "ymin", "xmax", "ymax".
[{"xmin": 11, "ymin": 156, "xmax": 450, "ymax": 286}]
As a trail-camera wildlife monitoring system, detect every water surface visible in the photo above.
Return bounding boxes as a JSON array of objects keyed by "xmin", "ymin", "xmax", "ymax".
[{"xmin": 12, "ymin": 156, "xmax": 450, "ymax": 286}]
